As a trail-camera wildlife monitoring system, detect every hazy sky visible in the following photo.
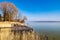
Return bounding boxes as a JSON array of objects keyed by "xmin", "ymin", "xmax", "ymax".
[{"xmin": 0, "ymin": 0, "xmax": 60, "ymax": 21}]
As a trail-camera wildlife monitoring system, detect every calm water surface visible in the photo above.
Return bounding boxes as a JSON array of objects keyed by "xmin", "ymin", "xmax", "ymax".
[{"xmin": 28, "ymin": 22, "xmax": 60, "ymax": 40}]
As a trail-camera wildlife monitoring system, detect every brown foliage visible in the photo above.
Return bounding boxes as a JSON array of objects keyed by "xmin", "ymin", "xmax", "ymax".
[{"xmin": 0, "ymin": 2, "xmax": 18, "ymax": 21}]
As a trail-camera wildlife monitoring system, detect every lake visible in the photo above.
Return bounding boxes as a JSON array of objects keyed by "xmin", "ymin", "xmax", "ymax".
[{"xmin": 28, "ymin": 22, "xmax": 60, "ymax": 40}]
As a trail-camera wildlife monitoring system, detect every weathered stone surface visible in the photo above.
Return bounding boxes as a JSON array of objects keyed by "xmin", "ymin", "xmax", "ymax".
[
  {"xmin": 0, "ymin": 26, "xmax": 35, "ymax": 40},
  {"xmin": 0, "ymin": 22, "xmax": 25, "ymax": 27}
]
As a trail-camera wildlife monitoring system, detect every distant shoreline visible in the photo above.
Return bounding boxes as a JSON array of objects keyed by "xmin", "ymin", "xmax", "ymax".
[{"xmin": 29, "ymin": 21, "xmax": 60, "ymax": 23}]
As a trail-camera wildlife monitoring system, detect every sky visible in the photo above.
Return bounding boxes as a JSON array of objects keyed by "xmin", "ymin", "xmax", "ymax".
[{"xmin": 0, "ymin": 0, "xmax": 60, "ymax": 21}]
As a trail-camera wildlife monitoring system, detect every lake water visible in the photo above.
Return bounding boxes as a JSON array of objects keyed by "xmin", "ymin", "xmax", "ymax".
[{"xmin": 28, "ymin": 22, "xmax": 60, "ymax": 40}]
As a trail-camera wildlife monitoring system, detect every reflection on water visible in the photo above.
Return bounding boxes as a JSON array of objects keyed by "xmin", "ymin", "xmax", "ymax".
[{"xmin": 28, "ymin": 22, "xmax": 60, "ymax": 40}]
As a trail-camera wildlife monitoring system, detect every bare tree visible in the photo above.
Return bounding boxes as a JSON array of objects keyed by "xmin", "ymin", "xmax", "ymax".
[
  {"xmin": 23, "ymin": 16, "xmax": 27, "ymax": 20},
  {"xmin": 0, "ymin": 2, "xmax": 18, "ymax": 21},
  {"xmin": 20, "ymin": 16, "xmax": 27, "ymax": 23}
]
